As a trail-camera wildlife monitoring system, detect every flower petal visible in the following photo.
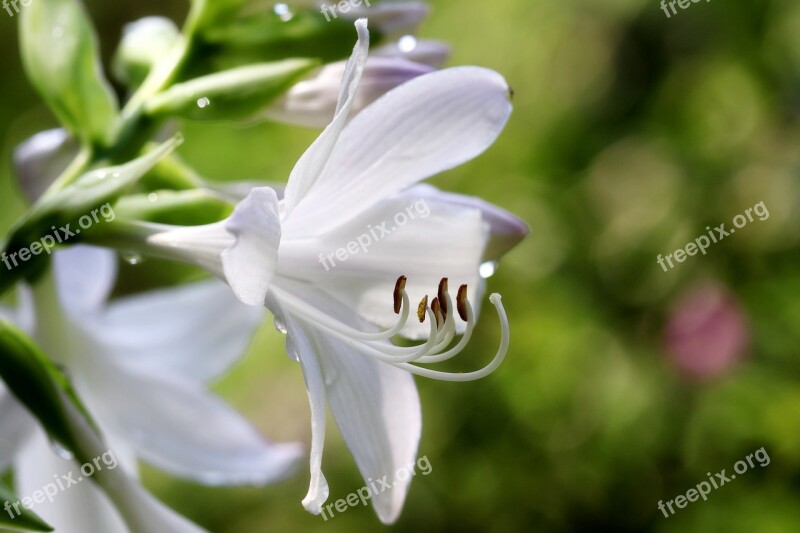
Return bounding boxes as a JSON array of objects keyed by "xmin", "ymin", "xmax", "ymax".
[
  {"xmin": 15, "ymin": 431, "xmax": 130, "ymax": 533},
  {"xmin": 88, "ymin": 279, "xmax": 263, "ymax": 383},
  {"xmin": 275, "ymin": 286, "xmax": 422, "ymax": 523},
  {"xmin": 279, "ymin": 191, "xmax": 489, "ymax": 338},
  {"xmin": 0, "ymin": 383, "xmax": 35, "ymax": 472},
  {"xmin": 53, "ymin": 245, "xmax": 118, "ymax": 316},
  {"xmin": 84, "ymin": 356, "xmax": 302, "ymax": 487},
  {"xmin": 372, "ymin": 39, "xmax": 451, "ymax": 68},
  {"xmin": 282, "ymin": 19, "xmax": 370, "ymax": 215},
  {"xmin": 221, "ymin": 187, "xmax": 282, "ymax": 306},
  {"xmin": 283, "ymin": 66, "xmax": 513, "ymax": 237},
  {"xmin": 265, "ymin": 57, "xmax": 434, "ymax": 129}
]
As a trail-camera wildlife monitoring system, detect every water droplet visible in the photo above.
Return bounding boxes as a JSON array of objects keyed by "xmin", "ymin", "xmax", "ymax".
[
  {"xmin": 274, "ymin": 317, "xmax": 288, "ymax": 335},
  {"xmin": 479, "ymin": 261, "xmax": 498, "ymax": 279},
  {"xmin": 121, "ymin": 252, "xmax": 144, "ymax": 265},
  {"xmin": 197, "ymin": 97, "xmax": 211, "ymax": 109},
  {"xmin": 96, "ymin": 171, "xmax": 107, "ymax": 180},
  {"xmin": 52, "ymin": 27, "xmax": 64, "ymax": 39},
  {"xmin": 112, "ymin": 172, "xmax": 120, "ymax": 178},
  {"xmin": 51, "ymin": 441, "xmax": 74, "ymax": 460},
  {"xmin": 398, "ymin": 35, "xmax": 418, "ymax": 54},
  {"xmin": 324, "ymin": 366, "xmax": 339, "ymax": 386},
  {"xmin": 147, "ymin": 193, "xmax": 159, "ymax": 202},
  {"xmin": 274, "ymin": 3, "xmax": 293, "ymax": 21}
]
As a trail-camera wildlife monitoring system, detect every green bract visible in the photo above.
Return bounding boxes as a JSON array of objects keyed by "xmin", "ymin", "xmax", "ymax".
[
  {"xmin": 145, "ymin": 60, "xmax": 319, "ymax": 121},
  {"xmin": 19, "ymin": 0, "xmax": 119, "ymax": 147}
]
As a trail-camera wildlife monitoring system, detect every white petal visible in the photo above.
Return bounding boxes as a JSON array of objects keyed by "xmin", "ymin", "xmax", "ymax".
[
  {"xmin": 221, "ymin": 187, "xmax": 282, "ymax": 306},
  {"xmin": 372, "ymin": 39, "xmax": 451, "ymax": 68},
  {"xmin": 264, "ymin": 57, "xmax": 433, "ymax": 129},
  {"xmin": 283, "ymin": 67, "xmax": 513, "ymax": 237},
  {"xmin": 282, "ymin": 19, "xmax": 370, "ymax": 215},
  {"xmin": 279, "ymin": 192, "xmax": 489, "ymax": 338},
  {"xmin": 343, "ymin": 2, "xmax": 428, "ymax": 35},
  {"xmin": 53, "ymin": 245, "xmax": 117, "ymax": 316},
  {"xmin": 88, "ymin": 279, "xmax": 263, "ymax": 382},
  {"xmin": 0, "ymin": 383, "xmax": 35, "ymax": 472},
  {"xmin": 408, "ymin": 184, "xmax": 529, "ymax": 261},
  {"xmin": 277, "ymin": 288, "xmax": 421, "ymax": 523},
  {"xmin": 15, "ymin": 431, "xmax": 130, "ymax": 533},
  {"xmin": 85, "ymin": 356, "xmax": 302, "ymax": 486}
]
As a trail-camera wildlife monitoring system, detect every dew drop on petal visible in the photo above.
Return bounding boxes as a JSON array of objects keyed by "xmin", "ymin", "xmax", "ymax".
[
  {"xmin": 197, "ymin": 97, "xmax": 211, "ymax": 109},
  {"xmin": 274, "ymin": 316, "xmax": 288, "ymax": 335},
  {"xmin": 121, "ymin": 252, "xmax": 144, "ymax": 265},
  {"xmin": 273, "ymin": 3, "xmax": 293, "ymax": 21},
  {"xmin": 398, "ymin": 35, "xmax": 418, "ymax": 54},
  {"xmin": 50, "ymin": 441, "xmax": 74, "ymax": 461},
  {"xmin": 479, "ymin": 261, "xmax": 498, "ymax": 279}
]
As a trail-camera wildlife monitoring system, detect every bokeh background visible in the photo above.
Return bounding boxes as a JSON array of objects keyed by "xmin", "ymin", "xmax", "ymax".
[{"xmin": 3, "ymin": 0, "xmax": 800, "ymax": 531}]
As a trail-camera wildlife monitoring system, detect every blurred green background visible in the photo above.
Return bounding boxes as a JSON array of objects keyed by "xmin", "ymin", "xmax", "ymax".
[{"xmin": 3, "ymin": 0, "xmax": 800, "ymax": 531}]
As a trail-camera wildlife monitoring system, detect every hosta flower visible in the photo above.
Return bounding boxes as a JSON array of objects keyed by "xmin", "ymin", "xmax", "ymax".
[
  {"xmin": 111, "ymin": 20, "xmax": 526, "ymax": 523},
  {"xmin": 0, "ymin": 246, "xmax": 302, "ymax": 532}
]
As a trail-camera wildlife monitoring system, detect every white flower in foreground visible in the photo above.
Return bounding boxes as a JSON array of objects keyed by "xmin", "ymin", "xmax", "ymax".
[
  {"xmin": 122, "ymin": 19, "xmax": 525, "ymax": 523},
  {"xmin": 0, "ymin": 246, "xmax": 302, "ymax": 532}
]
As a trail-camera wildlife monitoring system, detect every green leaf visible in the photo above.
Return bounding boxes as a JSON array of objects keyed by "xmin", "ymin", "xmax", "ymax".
[
  {"xmin": 0, "ymin": 479, "xmax": 53, "ymax": 532},
  {"xmin": 145, "ymin": 59, "xmax": 319, "ymax": 121},
  {"xmin": 0, "ymin": 320, "xmax": 98, "ymax": 457},
  {"xmin": 19, "ymin": 0, "xmax": 120, "ymax": 146}
]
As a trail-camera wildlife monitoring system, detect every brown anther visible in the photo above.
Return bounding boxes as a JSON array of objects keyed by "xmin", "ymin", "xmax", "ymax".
[
  {"xmin": 437, "ymin": 278, "xmax": 449, "ymax": 317},
  {"xmin": 417, "ymin": 295, "xmax": 428, "ymax": 323},
  {"xmin": 457, "ymin": 284, "xmax": 469, "ymax": 321},
  {"xmin": 393, "ymin": 275, "xmax": 407, "ymax": 314},
  {"xmin": 431, "ymin": 297, "xmax": 443, "ymax": 328}
]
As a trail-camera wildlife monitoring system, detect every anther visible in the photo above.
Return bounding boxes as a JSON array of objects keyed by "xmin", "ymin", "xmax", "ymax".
[
  {"xmin": 438, "ymin": 278, "xmax": 449, "ymax": 317},
  {"xmin": 417, "ymin": 295, "xmax": 428, "ymax": 323},
  {"xmin": 394, "ymin": 275, "xmax": 407, "ymax": 314},
  {"xmin": 431, "ymin": 297, "xmax": 443, "ymax": 327},
  {"xmin": 457, "ymin": 284, "xmax": 469, "ymax": 321}
]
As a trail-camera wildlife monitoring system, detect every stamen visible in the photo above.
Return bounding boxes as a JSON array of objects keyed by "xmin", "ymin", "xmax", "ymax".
[
  {"xmin": 438, "ymin": 278, "xmax": 449, "ymax": 317},
  {"xmin": 457, "ymin": 284, "xmax": 469, "ymax": 321},
  {"xmin": 390, "ymin": 294, "xmax": 509, "ymax": 381},
  {"xmin": 431, "ymin": 297, "xmax": 443, "ymax": 328},
  {"xmin": 417, "ymin": 295, "xmax": 428, "ymax": 323},
  {"xmin": 394, "ymin": 275, "xmax": 407, "ymax": 314}
]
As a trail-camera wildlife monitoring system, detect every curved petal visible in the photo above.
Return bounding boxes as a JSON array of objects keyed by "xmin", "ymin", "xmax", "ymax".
[
  {"xmin": 274, "ymin": 296, "xmax": 330, "ymax": 516},
  {"xmin": 282, "ymin": 19, "xmax": 370, "ymax": 215},
  {"xmin": 278, "ymin": 191, "xmax": 489, "ymax": 338},
  {"xmin": 343, "ymin": 2, "xmax": 428, "ymax": 35},
  {"xmin": 221, "ymin": 187, "xmax": 282, "ymax": 306},
  {"xmin": 283, "ymin": 66, "xmax": 513, "ymax": 238},
  {"xmin": 408, "ymin": 184, "xmax": 529, "ymax": 261},
  {"xmin": 53, "ymin": 246, "xmax": 118, "ymax": 316},
  {"xmin": 274, "ymin": 286, "xmax": 422, "ymax": 523},
  {"xmin": 88, "ymin": 279, "xmax": 263, "ymax": 383},
  {"xmin": 82, "ymin": 355, "xmax": 302, "ymax": 486}
]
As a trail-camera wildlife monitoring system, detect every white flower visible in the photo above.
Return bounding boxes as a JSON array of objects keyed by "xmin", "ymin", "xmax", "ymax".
[
  {"xmin": 0, "ymin": 246, "xmax": 303, "ymax": 532},
  {"xmin": 120, "ymin": 19, "xmax": 525, "ymax": 524}
]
